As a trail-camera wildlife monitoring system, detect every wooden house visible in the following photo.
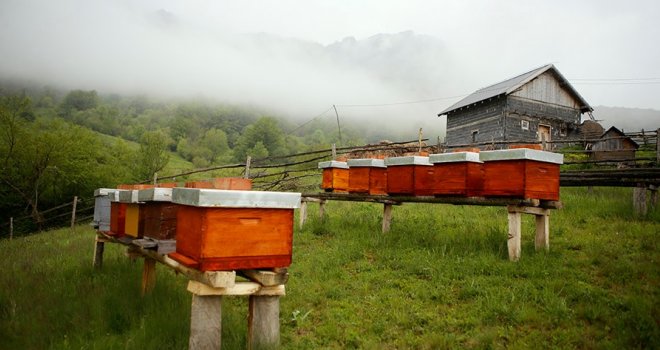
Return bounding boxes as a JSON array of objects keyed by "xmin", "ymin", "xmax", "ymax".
[
  {"xmin": 591, "ymin": 126, "xmax": 639, "ymax": 161},
  {"xmin": 439, "ymin": 64, "xmax": 592, "ymax": 149}
]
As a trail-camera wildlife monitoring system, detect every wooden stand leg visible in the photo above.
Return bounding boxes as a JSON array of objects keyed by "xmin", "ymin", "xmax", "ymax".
[
  {"xmin": 507, "ymin": 211, "xmax": 522, "ymax": 261},
  {"xmin": 382, "ymin": 203, "xmax": 393, "ymax": 233},
  {"xmin": 633, "ymin": 185, "xmax": 648, "ymax": 216},
  {"xmin": 535, "ymin": 213, "xmax": 549, "ymax": 252},
  {"xmin": 299, "ymin": 201, "xmax": 308, "ymax": 229},
  {"xmin": 319, "ymin": 200, "xmax": 326, "ymax": 219},
  {"xmin": 141, "ymin": 258, "xmax": 157, "ymax": 296},
  {"xmin": 189, "ymin": 294, "xmax": 222, "ymax": 350},
  {"xmin": 650, "ymin": 188, "xmax": 658, "ymax": 209},
  {"xmin": 93, "ymin": 237, "xmax": 105, "ymax": 269},
  {"xmin": 248, "ymin": 296, "xmax": 280, "ymax": 350}
]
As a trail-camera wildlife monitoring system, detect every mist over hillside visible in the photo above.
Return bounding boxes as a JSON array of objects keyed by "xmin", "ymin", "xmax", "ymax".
[{"xmin": 591, "ymin": 106, "xmax": 660, "ymax": 132}]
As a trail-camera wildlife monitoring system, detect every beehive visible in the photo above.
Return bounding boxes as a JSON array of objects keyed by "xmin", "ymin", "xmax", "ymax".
[
  {"xmin": 109, "ymin": 190, "xmax": 129, "ymax": 236},
  {"xmin": 318, "ymin": 161, "xmax": 349, "ymax": 193},
  {"xmin": 347, "ymin": 159, "xmax": 387, "ymax": 195},
  {"xmin": 93, "ymin": 188, "xmax": 117, "ymax": 232},
  {"xmin": 138, "ymin": 188, "xmax": 178, "ymax": 241},
  {"xmin": 118, "ymin": 190, "xmax": 143, "ymax": 238},
  {"xmin": 385, "ymin": 156, "xmax": 434, "ymax": 196},
  {"xmin": 480, "ymin": 149, "xmax": 563, "ymax": 200},
  {"xmin": 169, "ymin": 188, "xmax": 301, "ymax": 271},
  {"xmin": 429, "ymin": 152, "xmax": 484, "ymax": 197},
  {"xmin": 185, "ymin": 177, "xmax": 253, "ymax": 190}
]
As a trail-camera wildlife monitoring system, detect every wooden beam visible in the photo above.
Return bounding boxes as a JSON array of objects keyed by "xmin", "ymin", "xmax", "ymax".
[
  {"xmin": 92, "ymin": 236, "xmax": 105, "ymax": 269},
  {"xmin": 319, "ymin": 200, "xmax": 326, "ymax": 219},
  {"xmin": 239, "ymin": 269, "xmax": 289, "ymax": 287},
  {"xmin": 187, "ymin": 281, "xmax": 286, "ymax": 297},
  {"xmin": 299, "ymin": 201, "xmax": 308, "ymax": 229},
  {"xmin": 189, "ymin": 294, "xmax": 222, "ymax": 350},
  {"xmin": 535, "ymin": 213, "xmax": 550, "ymax": 251},
  {"xmin": 248, "ymin": 296, "xmax": 280, "ymax": 350},
  {"xmin": 507, "ymin": 211, "xmax": 522, "ymax": 261},
  {"xmin": 633, "ymin": 184, "xmax": 648, "ymax": 216},
  {"xmin": 507, "ymin": 205, "xmax": 549, "ymax": 216},
  {"xmin": 382, "ymin": 203, "xmax": 393, "ymax": 233}
]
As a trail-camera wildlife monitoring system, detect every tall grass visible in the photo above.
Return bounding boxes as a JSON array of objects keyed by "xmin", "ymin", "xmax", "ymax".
[{"xmin": 0, "ymin": 187, "xmax": 658, "ymax": 349}]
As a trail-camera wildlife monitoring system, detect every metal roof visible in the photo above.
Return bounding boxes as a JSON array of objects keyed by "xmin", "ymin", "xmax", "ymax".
[{"xmin": 439, "ymin": 64, "xmax": 593, "ymax": 115}]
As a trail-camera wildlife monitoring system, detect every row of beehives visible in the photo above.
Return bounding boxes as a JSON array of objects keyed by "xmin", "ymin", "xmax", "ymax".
[
  {"xmin": 93, "ymin": 178, "xmax": 301, "ymax": 272},
  {"xmin": 318, "ymin": 148, "xmax": 564, "ymax": 201}
]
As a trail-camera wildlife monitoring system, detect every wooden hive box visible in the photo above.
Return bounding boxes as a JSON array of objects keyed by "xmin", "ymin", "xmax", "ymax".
[
  {"xmin": 347, "ymin": 159, "xmax": 387, "ymax": 195},
  {"xmin": 429, "ymin": 152, "xmax": 484, "ymax": 197},
  {"xmin": 169, "ymin": 188, "xmax": 301, "ymax": 271},
  {"xmin": 385, "ymin": 156, "xmax": 434, "ymax": 196},
  {"xmin": 480, "ymin": 149, "xmax": 563, "ymax": 200},
  {"xmin": 211, "ymin": 177, "xmax": 252, "ymax": 190},
  {"xmin": 318, "ymin": 161, "xmax": 349, "ymax": 193},
  {"xmin": 137, "ymin": 188, "xmax": 178, "ymax": 241},
  {"xmin": 118, "ymin": 190, "xmax": 143, "ymax": 238},
  {"xmin": 93, "ymin": 188, "xmax": 117, "ymax": 232},
  {"xmin": 109, "ymin": 190, "xmax": 129, "ymax": 236}
]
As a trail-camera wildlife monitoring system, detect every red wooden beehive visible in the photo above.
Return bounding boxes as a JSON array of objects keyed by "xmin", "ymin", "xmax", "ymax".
[
  {"xmin": 169, "ymin": 188, "xmax": 301, "ymax": 271},
  {"xmin": 429, "ymin": 152, "xmax": 484, "ymax": 197},
  {"xmin": 137, "ymin": 188, "xmax": 178, "ymax": 241},
  {"xmin": 109, "ymin": 190, "xmax": 129, "ymax": 236},
  {"xmin": 385, "ymin": 156, "xmax": 434, "ymax": 196},
  {"xmin": 480, "ymin": 149, "xmax": 563, "ymax": 200},
  {"xmin": 318, "ymin": 161, "xmax": 349, "ymax": 193},
  {"xmin": 347, "ymin": 159, "xmax": 387, "ymax": 195}
]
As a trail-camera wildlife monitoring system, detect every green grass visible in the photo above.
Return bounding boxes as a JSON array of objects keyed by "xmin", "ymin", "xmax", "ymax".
[{"xmin": 0, "ymin": 188, "xmax": 658, "ymax": 349}]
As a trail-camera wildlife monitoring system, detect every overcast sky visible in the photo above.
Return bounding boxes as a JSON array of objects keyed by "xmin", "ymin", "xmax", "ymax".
[{"xmin": 1, "ymin": 0, "xmax": 659, "ymax": 132}]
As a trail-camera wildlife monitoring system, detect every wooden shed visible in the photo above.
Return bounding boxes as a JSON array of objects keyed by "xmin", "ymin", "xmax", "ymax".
[
  {"xmin": 439, "ymin": 64, "xmax": 592, "ymax": 149},
  {"xmin": 591, "ymin": 126, "xmax": 639, "ymax": 161}
]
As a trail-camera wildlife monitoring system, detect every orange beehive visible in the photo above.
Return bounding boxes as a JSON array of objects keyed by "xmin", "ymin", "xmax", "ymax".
[
  {"xmin": 347, "ymin": 159, "xmax": 387, "ymax": 195},
  {"xmin": 385, "ymin": 156, "xmax": 434, "ymax": 196},
  {"xmin": 169, "ymin": 188, "xmax": 301, "ymax": 271},
  {"xmin": 480, "ymin": 149, "xmax": 563, "ymax": 200},
  {"xmin": 109, "ymin": 190, "xmax": 129, "ymax": 236},
  {"xmin": 429, "ymin": 152, "xmax": 484, "ymax": 197},
  {"xmin": 318, "ymin": 161, "xmax": 349, "ymax": 193},
  {"xmin": 185, "ymin": 177, "xmax": 253, "ymax": 190}
]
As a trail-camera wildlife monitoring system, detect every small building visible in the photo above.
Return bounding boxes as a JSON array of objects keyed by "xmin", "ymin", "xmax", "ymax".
[
  {"xmin": 591, "ymin": 126, "xmax": 638, "ymax": 161},
  {"xmin": 439, "ymin": 64, "xmax": 593, "ymax": 149}
]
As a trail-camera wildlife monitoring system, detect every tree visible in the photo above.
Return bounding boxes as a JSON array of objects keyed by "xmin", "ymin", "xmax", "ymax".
[
  {"xmin": 234, "ymin": 117, "xmax": 286, "ymax": 161},
  {"xmin": 200, "ymin": 128, "xmax": 229, "ymax": 161},
  {"xmin": 134, "ymin": 130, "xmax": 170, "ymax": 181},
  {"xmin": 59, "ymin": 89, "xmax": 99, "ymax": 114}
]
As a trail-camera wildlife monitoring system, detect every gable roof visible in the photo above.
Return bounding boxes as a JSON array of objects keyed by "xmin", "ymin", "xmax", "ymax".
[
  {"xmin": 601, "ymin": 126, "xmax": 639, "ymax": 148},
  {"xmin": 439, "ymin": 64, "xmax": 593, "ymax": 116}
]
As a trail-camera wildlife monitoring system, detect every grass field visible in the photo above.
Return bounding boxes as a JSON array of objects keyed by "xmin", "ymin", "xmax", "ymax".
[{"xmin": 0, "ymin": 187, "xmax": 658, "ymax": 349}]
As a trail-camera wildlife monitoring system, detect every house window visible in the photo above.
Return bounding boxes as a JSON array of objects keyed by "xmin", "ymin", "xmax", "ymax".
[
  {"xmin": 471, "ymin": 130, "xmax": 479, "ymax": 144},
  {"xmin": 521, "ymin": 120, "xmax": 529, "ymax": 130}
]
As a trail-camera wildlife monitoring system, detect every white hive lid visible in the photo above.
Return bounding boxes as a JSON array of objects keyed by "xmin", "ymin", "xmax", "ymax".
[
  {"xmin": 172, "ymin": 188, "xmax": 301, "ymax": 209},
  {"xmin": 318, "ymin": 161, "xmax": 349, "ymax": 169},
  {"xmin": 384, "ymin": 156, "xmax": 432, "ymax": 166},
  {"xmin": 138, "ymin": 188, "xmax": 173, "ymax": 202},
  {"xmin": 94, "ymin": 188, "xmax": 118, "ymax": 197},
  {"xmin": 429, "ymin": 152, "xmax": 482, "ymax": 164},
  {"xmin": 118, "ymin": 190, "xmax": 140, "ymax": 203},
  {"xmin": 347, "ymin": 158, "xmax": 386, "ymax": 168},
  {"xmin": 479, "ymin": 149, "xmax": 563, "ymax": 164}
]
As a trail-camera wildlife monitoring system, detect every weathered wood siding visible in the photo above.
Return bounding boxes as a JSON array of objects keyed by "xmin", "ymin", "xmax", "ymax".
[
  {"xmin": 511, "ymin": 72, "xmax": 582, "ymax": 110},
  {"xmin": 505, "ymin": 113, "xmax": 571, "ymax": 144},
  {"xmin": 446, "ymin": 98, "xmax": 506, "ymax": 146},
  {"xmin": 506, "ymin": 96, "xmax": 580, "ymax": 124}
]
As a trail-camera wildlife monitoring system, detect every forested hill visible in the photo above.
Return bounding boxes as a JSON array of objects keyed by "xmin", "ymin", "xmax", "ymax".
[{"xmin": 0, "ymin": 84, "xmax": 365, "ymax": 230}]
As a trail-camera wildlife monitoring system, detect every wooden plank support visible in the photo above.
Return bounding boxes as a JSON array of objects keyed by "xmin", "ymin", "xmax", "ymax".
[
  {"xmin": 319, "ymin": 200, "xmax": 327, "ymax": 219},
  {"xmin": 248, "ymin": 295, "xmax": 280, "ymax": 350},
  {"xmin": 299, "ymin": 200, "xmax": 308, "ymax": 229},
  {"xmin": 189, "ymin": 294, "xmax": 222, "ymax": 350},
  {"xmin": 507, "ymin": 210, "xmax": 522, "ymax": 261},
  {"xmin": 141, "ymin": 258, "xmax": 157, "ymax": 296},
  {"xmin": 633, "ymin": 184, "xmax": 648, "ymax": 216},
  {"xmin": 187, "ymin": 281, "xmax": 286, "ymax": 296},
  {"xmin": 92, "ymin": 235, "xmax": 106, "ymax": 269},
  {"xmin": 382, "ymin": 203, "xmax": 393, "ymax": 233},
  {"xmin": 535, "ymin": 212, "xmax": 550, "ymax": 252},
  {"xmin": 239, "ymin": 269, "xmax": 289, "ymax": 287}
]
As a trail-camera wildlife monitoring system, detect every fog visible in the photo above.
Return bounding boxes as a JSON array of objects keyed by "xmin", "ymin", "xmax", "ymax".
[{"xmin": 1, "ymin": 0, "xmax": 659, "ymax": 139}]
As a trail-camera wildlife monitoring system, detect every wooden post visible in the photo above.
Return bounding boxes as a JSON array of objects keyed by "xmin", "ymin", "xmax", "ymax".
[
  {"xmin": 633, "ymin": 184, "xmax": 648, "ymax": 216},
  {"xmin": 651, "ymin": 185, "xmax": 658, "ymax": 209},
  {"xmin": 245, "ymin": 156, "xmax": 252, "ymax": 179},
  {"xmin": 153, "ymin": 172, "xmax": 158, "ymax": 185},
  {"xmin": 9, "ymin": 217, "xmax": 13, "ymax": 240},
  {"xmin": 507, "ymin": 211, "xmax": 522, "ymax": 261},
  {"xmin": 319, "ymin": 200, "xmax": 326, "ymax": 219},
  {"xmin": 656, "ymin": 128, "xmax": 660, "ymax": 164},
  {"xmin": 141, "ymin": 257, "xmax": 157, "ymax": 296},
  {"xmin": 535, "ymin": 213, "xmax": 550, "ymax": 251},
  {"xmin": 418, "ymin": 128, "xmax": 423, "ymax": 153},
  {"xmin": 248, "ymin": 296, "xmax": 280, "ymax": 350},
  {"xmin": 382, "ymin": 203, "xmax": 393, "ymax": 233},
  {"xmin": 189, "ymin": 294, "xmax": 223, "ymax": 350},
  {"xmin": 93, "ymin": 236, "xmax": 105, "ymax": 269},
  {"xmin": 299, "ymin": 201, "xmax": 308, "ymax": 229},
  {"xmin": 331, "ymin": 143, "xmax": 337, "ymax": 160},
  {"xmin": 70, "ymin": 196, "xmax": 78, "ymax": 231}
]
